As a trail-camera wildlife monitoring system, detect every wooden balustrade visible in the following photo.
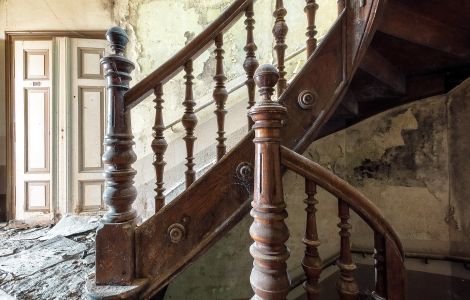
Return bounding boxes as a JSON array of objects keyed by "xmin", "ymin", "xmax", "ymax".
[
  {"xmin": 249, "ymin": 64, "xmax": 290, "ymax": 299},
  {"xmin": 182, "ymin": 60, "xmax": 198, "ymax": 187},
  {"xmin": 244, "ymin": 2, "xmax": 259, "ymax": 129},
  {"xmin": 302, "ymin": 178, "xmax": 322, "ymax": 300},
  {"xmin": 152, "ymin": 83, "xmax": 167, "ymax": 212},
  {"xmin": 278, "ymin": 147, "xmax": 405, "ymax": 300},
  {"xmin": 374, "ymin": 232, "xmax": 387, "ymax": 299},
  {"xmin": 336, "ymin": 199, "xmax": 359, "ymax": 300},
  {"xmin": 273, "ymin": 0, "xmax": 288, "ymax": 98},
  {"xmin": 304, "ymin": 0, "xmax": 319, "ymax": 57},
  {"xmin": 213, "ymin": 34, "xmax": 228, "ymax": 160},
  {"xmin": 89, "ymin": 1, "xmax": 408, "ymax": 299},
  {"xmin": 89, "ymin": 27, "xmax": 147, "ymax": 298}
]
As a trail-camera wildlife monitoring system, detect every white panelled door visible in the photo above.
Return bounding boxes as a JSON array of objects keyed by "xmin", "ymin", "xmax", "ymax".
[
  {"xmin": 70, "ymin": 38, "xmax": 109, "ymax": 213},
  {"xmin": 14, "ymin": 40, "xmax": 54, "ymax": 221},
  {"xmin": 13, "ymin": 37, "xmax": 108, "ymax": 222}
]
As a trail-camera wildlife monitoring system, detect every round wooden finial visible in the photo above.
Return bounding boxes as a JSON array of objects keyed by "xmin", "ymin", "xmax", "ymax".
[
  {"xmin": 106, "ymin": 26, "xmax": 129, "ymax": 55},
  {"xmin": 254, "ymin": 64, "xmax": 279, "ymax": 102}
]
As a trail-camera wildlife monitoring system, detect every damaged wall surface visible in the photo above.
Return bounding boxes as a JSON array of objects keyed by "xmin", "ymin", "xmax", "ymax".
[{"xmin": 301, "ymin": 79, "xmax": 470, "ymax": 257}]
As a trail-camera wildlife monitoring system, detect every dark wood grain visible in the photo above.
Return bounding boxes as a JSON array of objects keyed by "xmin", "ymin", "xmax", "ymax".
[
  {"xmin": 182, "ymin": 60, "xmax": 197, "ymax": 187},
  {"xmin": 135, "ymin": 2, "xmax": 386, "ymax": 297},
  {"xmin": 280, "ymin": 146, "xmax": 404, "ymax": 256},
  {"xmin": 302, "ymin": 179, "xmax": 322, "ymax": 300},
  {"xmin": 337, "ymin": 0, "xmax": 345, "ymax": 14},
  {"xmin": 151, "ymin": 83, "xmax": 167, "ymax": 212},
  {"xmin": 336, "ymin": 199, "xmax": 359, "ymax": 300},
  {"xmin": 273, "ymin": 0, "xmax": 288, "ymax": 97},
  {"xmin": 379, "ymin": 0, "xmax": 470, "ymax": 59},
  {"xmin": 95, "ymin": 27, "xmax": 138, "ymax": 286},
  {"xmin": 280, "ymin": 146, "xmax": 405, "ymax": 299},
  {"xmin": 360, "ymin": 48, "xmax": 406, "ymax": 94},
  {"xmin": 374, "ymin": 232, "xmax": 386, "ymax": 298},
  {"xmin": 243, "ymin": 2, "xmax": 259, "ymax": 129},
  {"xmin": 305, "ymin": 0, "xmax": 319, "ymax": 57},
  {"xmin": 249, "ymin": 65, "xmax": 290, "ymax": 299},
  {"xmin": 213, "ymin": 34, "xmax": 228, "ymax": 160}
]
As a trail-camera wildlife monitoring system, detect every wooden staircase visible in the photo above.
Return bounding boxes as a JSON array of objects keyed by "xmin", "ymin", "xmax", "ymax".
[{"xmin": 83, "ymin": 0, "xmax": 470, "ymax": 299}]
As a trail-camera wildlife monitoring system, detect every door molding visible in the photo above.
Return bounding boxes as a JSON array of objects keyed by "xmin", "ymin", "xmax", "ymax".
[{"xmin": 5, "ymin": 31, "xmax": 106, "ymax": 221}]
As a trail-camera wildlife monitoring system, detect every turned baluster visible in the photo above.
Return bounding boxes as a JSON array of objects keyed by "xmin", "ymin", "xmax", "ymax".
[
  {"xmin": 302, "ymin": 179, "xmax": 322, "ymax": 299},
  {"xmin": 95, "ymin": 27, "xmax": 138, "ymax": 285},
  {"xmin": 182, "ymin": 60, "xmax": 198, "ymax": 187},
  {"xmin": 304, "ymin": 0, "xmax": 319, "ymax": 57},
  {"xmin": 338, "ymin": 0, "xmax": 346, "ymax": 14},
  {"xmin": 243, "ymin": 2, "xmax": 259, "ymax": 129},
  {"xmin": 373, "ymin": 232, "xmax": 387, "ymax": 299},
  {"xmin": 248, "ymin": 64, "xmax": 290, "ymax": 299},
  {"xmin": 213, "ymin": 34, "xmax": 228, "ymax": 160},
  {"xmin": 273, "ymin": 0, "xmax": 288, "ymax": 98},
  {"xmin": 152, "ymin": 83, "xmax": 167, "ymax": 212},
  {"xmin": 336, "ymin": 198, "xmax": 359, "ymax": 300}
]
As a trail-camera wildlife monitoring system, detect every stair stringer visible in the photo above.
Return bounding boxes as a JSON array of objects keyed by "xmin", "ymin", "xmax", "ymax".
[{"xmin": 135, "ymin": 1, "xmax": 387, "ymax": 298}]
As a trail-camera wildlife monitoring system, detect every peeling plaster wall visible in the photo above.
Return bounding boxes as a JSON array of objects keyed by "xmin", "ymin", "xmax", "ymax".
[
  {"xmin": 345, "ymin": 95, "xmax": 452, "ymax": 254},
  {"xmin": 317, "ymin": 79, "xmax": 470, "ymax": 258}
]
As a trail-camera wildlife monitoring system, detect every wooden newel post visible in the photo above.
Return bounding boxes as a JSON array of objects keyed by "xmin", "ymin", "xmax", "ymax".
[
  {"xmin": 248, "ymin": 64, "xmax": 290, "ymax": 300},
  {"xmin": 92, "ymin": 27, "xmax": 142, "ymax": 291}
]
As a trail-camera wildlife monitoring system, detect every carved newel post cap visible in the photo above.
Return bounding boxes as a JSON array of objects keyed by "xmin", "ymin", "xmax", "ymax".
[
  {"xmin": 250, "ymin": 64, "xmax": 286, "ymax": 123},
  {"xmin": 254, "ymin": 64, "xmax": 279, "ymax": 97},
  {"xmin": 106, "ymin": 26, "xmax": 129, "ymax": 55}
]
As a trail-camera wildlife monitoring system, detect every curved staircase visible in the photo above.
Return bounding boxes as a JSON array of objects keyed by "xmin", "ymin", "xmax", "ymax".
[{"xmin": 85, "ymin": 0, "xmax": 470, "ymax": 299}]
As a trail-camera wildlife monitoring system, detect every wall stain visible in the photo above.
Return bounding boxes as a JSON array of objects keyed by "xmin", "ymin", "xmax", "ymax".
[{"xmin": 352, "ymin": 106, "xmax": 447, "ymax": 191}]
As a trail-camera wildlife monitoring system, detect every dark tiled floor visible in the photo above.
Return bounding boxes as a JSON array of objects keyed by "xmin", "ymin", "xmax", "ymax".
[{"xmin": 293, "ymin": 264, "xmax": 470, "ymax": 300}]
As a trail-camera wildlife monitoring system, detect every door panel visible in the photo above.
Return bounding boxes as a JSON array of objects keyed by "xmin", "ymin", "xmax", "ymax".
[
  {"xmin": 71, "ymin": 38, "xmax": 109, "ymax": 213},
  {"xmin": 14, "ymin": 40, "xmax": 53, "ymax": 221},
  {"xmin": 78, "ymin": 87, "xmax": 105, "ymax": 172},
  {"xmin": 13, "ymin": 37, "xmax": 108, "ymax": 221},
  {"xmin": 25, "ymin": 181, "xmax": 50, "ymax": 211},
  {"xmin": 25, "ymin": 88, "xmax": 50, "ymax": 172}
]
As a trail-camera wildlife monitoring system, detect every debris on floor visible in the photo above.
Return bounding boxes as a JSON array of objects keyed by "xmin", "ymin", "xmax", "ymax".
[
  {"xmin": 40, "ymin": 215, "xmax": 100, "ymax": 240},
  {"xmin": 0, "ymin": 215, "xmax": 99, "ymax": 299}
]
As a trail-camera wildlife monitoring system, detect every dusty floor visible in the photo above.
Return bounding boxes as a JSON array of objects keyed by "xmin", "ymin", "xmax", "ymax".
[{"xmin": 0, "ymin": 216, "xmax": 99, "ymax": 300}]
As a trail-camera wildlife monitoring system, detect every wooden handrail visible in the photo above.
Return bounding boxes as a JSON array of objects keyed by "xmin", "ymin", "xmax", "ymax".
[
  {"xmin": 124, "ymin": 0, "xmax": 253, "ymax": 110},
  {"xmin": 281, "ymin": 145, "xmax": 405, "ymax": 299},
  {"xmin": 280, "ymin": 145, "xmax": 404, "ymax": 257}
]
